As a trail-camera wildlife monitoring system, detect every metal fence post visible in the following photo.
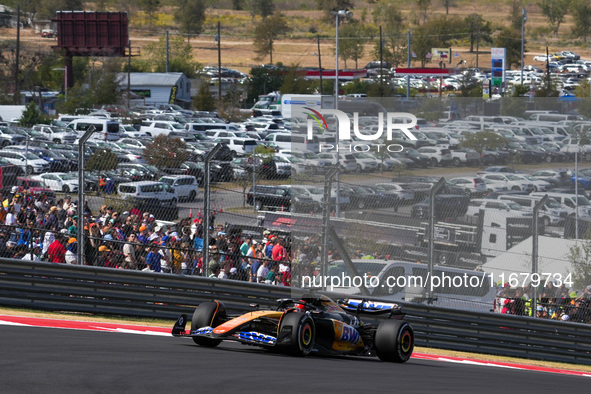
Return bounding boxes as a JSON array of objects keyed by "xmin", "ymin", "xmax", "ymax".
[
  {"xmin": 428, "ymin": 178, "xmax": 446, "ymax": 304},
  {"xmin": 203, "ymin": 144, "xmax": 222, "ymax": 277},
  {"xmin": 532, "ymin": 194, "xmax": 548, "ymax": 317},
  {"xmin": 77, "ymin": 126, "xmax": 96, "ymax": 266},
  {"xmin": 321, "ymin": 167, "xmax": 338, "ymax": 290}
]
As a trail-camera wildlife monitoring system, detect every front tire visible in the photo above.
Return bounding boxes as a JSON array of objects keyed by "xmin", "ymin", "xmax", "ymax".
[
  {"xmin": 188, "ymin": 191, "xmax": 197, "ymax": 202},
  {"xmin": 62, "ymin": 185, "xmax": 70, "ymax": 193},
  {"xmin": 374, "ymin": 320, "xmax": 414, "ymax": 363},
  {"xmin": 190, "ymin": 301, "xmax": 227, "ymax": 347},
  {"xmin": 278, "ymin": 312, "xmax": 315, "ymax": 356}
]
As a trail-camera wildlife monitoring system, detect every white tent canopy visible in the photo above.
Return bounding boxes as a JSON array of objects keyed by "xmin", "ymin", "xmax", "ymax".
[{"xmin": 482, "ymin": 236, "xmax": 581, "ymax": 286}]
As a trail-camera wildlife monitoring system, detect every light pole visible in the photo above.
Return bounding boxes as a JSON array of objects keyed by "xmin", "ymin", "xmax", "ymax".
[
  {"xmin": 331, "ymin": 8, "xmax": 352, "ymax": 218},
  {"xmin": 521, "ymin": 6, "xmax": 527, "ymax": 86},
  {"xmin": 53, "ymin": 67, "xmax": 67, "ymax": 100}
]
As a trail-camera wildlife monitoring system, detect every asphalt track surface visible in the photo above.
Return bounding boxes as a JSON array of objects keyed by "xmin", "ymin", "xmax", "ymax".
[{"xmin": 1, "ymin": 324, "xmax": 590, "ymax": 393}]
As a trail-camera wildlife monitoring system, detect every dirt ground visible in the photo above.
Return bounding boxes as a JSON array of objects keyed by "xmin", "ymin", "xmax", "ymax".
[{"xmin": 1, "ymin": 22, "xmax": 584, "ymax": 75}]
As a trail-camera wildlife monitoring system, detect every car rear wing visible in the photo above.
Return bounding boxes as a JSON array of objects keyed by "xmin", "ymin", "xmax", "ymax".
[{"xmin": 338, "ymin": 299, "xmax": 405, "ymax": 318}]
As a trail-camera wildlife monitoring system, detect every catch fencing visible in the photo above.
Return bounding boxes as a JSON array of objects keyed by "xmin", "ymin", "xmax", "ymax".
[{"xmin": 2, "ymin": 258, "xmax": 591, "ymax": 365}]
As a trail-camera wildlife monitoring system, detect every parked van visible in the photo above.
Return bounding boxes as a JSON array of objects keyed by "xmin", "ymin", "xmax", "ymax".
[
  {"xmin": 531, "ymin": 192, "xmax": 591, "ymax": 217},
  {"xmin": 497, "ymin": 195, "xmax": 568, "ymax": 226},
  {"xmin": 67, "ymin": 118, "xmax": 121, "ymax": 141},
  {"xmin": 528, "ymin": 113, "xmax": 583, "ymax": 122},
  {"xmin": 117, "ymin": 181, "xmax": 178, "ymax": 207},
  {"xmin": 264, "ymin": 132, "xmax": 319, "ymax": 152},
  {"xmin": 185, "ymin": 122, "xmax": 241, "ymax": 133},
  {"xmin": 158, "ymin": 175, "xmax": 199, "ymax": 202},
  {"xmin": 319, "ymin": 260, "xmax": 496, "ymax": 312},
  {"xmin": 216, "ymin": 137, "xmax": 258, "ymax": 156}
]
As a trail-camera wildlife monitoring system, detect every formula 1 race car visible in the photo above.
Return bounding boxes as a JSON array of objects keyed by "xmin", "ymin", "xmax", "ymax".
[{"xmin": 172, "ymin": 294, "xmax": 414, "ymax": 363}]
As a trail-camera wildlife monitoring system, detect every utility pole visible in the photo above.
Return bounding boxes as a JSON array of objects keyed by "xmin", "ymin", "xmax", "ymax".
[
  {"xmin": 166, "ymin": 29, "xmax": 170, "ymax": 73},
  {"xmin": 217, "ymin": 21, "xmax": 222, "ymax": 101},
  {"xmin": 379, "ymin": 26, "xmax": 384, "ymax": 92},
  {"xmin": 14, "ymin": 5, "xmax": 20, "ymax": 104},
  {"xmin": 407, "ymin": 30, "xmax": 411, "ymax": 98},
  {"xmin": 127, "ymin": 40, "xmax": 131, "ymax": 112},
  {"xmin": 317, "ymin": 35, "xmax": 323, "ymax": 95}
]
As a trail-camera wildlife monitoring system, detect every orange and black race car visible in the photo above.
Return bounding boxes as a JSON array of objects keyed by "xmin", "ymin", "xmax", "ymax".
[{"xmin": 172, "ymin": 295, "xmax": 414, "ymax": 363}]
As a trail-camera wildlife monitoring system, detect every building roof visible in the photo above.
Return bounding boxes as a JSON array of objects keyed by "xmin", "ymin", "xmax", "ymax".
[
  {"xmin": 482, "ymin": 236, "xmax": 580, "ymax": 281},
  {"xmin": 117, "ymin": 72, "xmax": 185, "ymax": 87}
]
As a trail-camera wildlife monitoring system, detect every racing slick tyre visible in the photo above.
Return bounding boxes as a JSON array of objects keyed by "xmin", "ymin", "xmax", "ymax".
[
  {"xmin": 374, "ymin": 320, "xmax": 414, "ymax": 363},
  {"xmin": 278, "ymin": 312, "xmax": 315, "ymax": 356},
  {"xmin": 190, "ymin": 301, "xmax": 227, "ymax": 347}
]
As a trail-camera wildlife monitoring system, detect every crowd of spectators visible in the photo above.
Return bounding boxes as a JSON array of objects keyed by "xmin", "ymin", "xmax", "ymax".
[
  {"xmin": 0, "ymin": 185, "xmax": 300, "ymax": 286},
  {"xmin": 495, "ymin": 282, "xmax": 591, "ymax": 323}
]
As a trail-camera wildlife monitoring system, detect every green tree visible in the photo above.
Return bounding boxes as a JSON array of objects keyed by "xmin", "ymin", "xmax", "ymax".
[
  {"xmin": 571, "ymin": 0, "xmax": 591, "ymax": 42},
  {"xmin": 232, "ymin": 0, "xmax": 244, "ymax": 10},
  {"xmin": 89, "ymin": 59, "xmax": 123, "ymax": 107},
  {"xmin": 575, "ymin": 81, "xmax": 591, "ymax": 118},
  {"xmin": 460, "ymin": 130, "xmax": 507, "ymax": 166},
  {"xmin": 175, "ymin": 0, "xmax": 206, "ymax": 44},
  {"xmin": 140, "ymin": 35, "xmax": 199, "ymax": 78},
  {"xmin": 35, "ymin": 0, "xmax": 84, "ymax": 19},
  {"xmin": 280, "ymin": 66, "xmax": 314, "ymax": 94},
  {"xmin": 567, "ymin": 240, "xmax": 591, "ymax": 291},
  {"xmin": 252, "ymin": 13, "xmax": 290, "ymax": 64},
  {"xmin": 86, "ymin": 149, "xmax": 119, "ymax": 172},
  {"xmin": 493, "ymin": 28, "xmax": 522, "ymax": 69},
  {"xmin": 246, "ymin": 66, "xmax": 285, "ymax": 104},
  {"xmin": 463, "ymin": 14, "xmax": 493, "ymax": 54},
  {"xmin": 538, "ymin": 0, "xmax": 571, "ymax": 36},
  {"xmin": 139, "ymin": 0, "xmax": 161, "ymax": 26},
  {"xmin": 249, "ymin": 0, "xmax": 274, "ymax": 18},
  {"xmin": 18, "ymin": 102, "xmax": 44, "ymax": 127},
  {"xmin": 412, "ymin": 15, "xmax": 464, "ymax": 67},
  {"xmin": 372, "ymin": 2, "xmax": 407, "ymax": 67},
  {"xmin": 343, "ymin": 79, "xmax": 372, "ymax": 95},
  {"xmin": 509, "ymin": 0, "xmax": 525, "ymax": 30},
  {"xmin": 338, "ymin": 22, "xmax": 376, "ymax": 69},
  {"xmin": 194, "ymin": 82, "xmax": 216, "ymax": 111},
  {"xmin": 416, "ymin": 0, "xmax": 431, "ymax": 25},
  {"xmin": 143, "ymin": 135, "xmax": 189, "ymax": 170},
  {"xmin": 316, "ymin": 0, "xmax": 354, "ymax": 20}
]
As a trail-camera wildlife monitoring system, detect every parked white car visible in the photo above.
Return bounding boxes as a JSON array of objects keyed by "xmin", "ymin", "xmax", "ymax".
[
  {"xmin": 466, "ymin": 199, "xmax": 532, "ymax": 217},
  {"xmin": 447, "ymin": 177, "xmax": 486, "ymax": 194},
  {"xmin": 118, "ymin": 181, "xmax": 178, "ymax": 207},
  {"xmin": 32, "ymin": 172, "xmax": 79, "ymax": 193},
  {"xmin": 353, "ymin": 152, "xmax": 380, "ymax": 172},
  {"xmin": 0, "ymin": 150, "xmax": 50, "ymax": 174},
  {"xmin": 158, "ymin": 175, "xmax": 199, "ymax": 202},
  {"xmin": 316, "ymin": 152, "xmax": 358, "ymax": 172},
  {"xmin": 481, "ymin": 173, "xmax": 535, "ymax": 193},
  {"xmin": 375, "ymin": 183, "xmax": 414, "ymax": 203}
]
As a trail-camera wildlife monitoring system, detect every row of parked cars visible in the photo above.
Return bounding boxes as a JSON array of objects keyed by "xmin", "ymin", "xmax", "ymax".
[{"xmin": 406, "ymin": 166, "xmax": 591, "ymax": 227}]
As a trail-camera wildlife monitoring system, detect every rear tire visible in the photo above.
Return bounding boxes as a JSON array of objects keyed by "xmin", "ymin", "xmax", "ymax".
[
  {"xmin": 278, "ymin": 312, "xmax": 315, "ymax": 356},
  {"xmin": 188, "ymin": 191, "xmax": 197, "ymax": 202},
  {"xmin": 374, "ymin": 320, "xmax": 414, "ymax": 363},
  {"xmin": 190, "ymin": 301, "xmax": 226, "ymax": 347}
]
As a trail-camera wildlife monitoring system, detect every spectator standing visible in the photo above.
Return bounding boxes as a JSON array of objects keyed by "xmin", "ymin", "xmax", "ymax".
[
  {"xmin": 272, "ymin": 238, "xmax": 287, "ymax": 263},
  {"xmin": 22, "ymin": 245, "xmax": 42, "ymax": 261},
  {"xmin": 47, "ymin": 234, "xmax": 67, "ymax": 264},
  {"xmin": 257, "ymin": 259, "xmax": 270, "ymax": 283},
  {"xmin": 122, "ymin": 234, "xmax": 138, "ymax": 270},
  {"xmin": 146, "ymin": 244, "xmax": 162, "ymax": 273},
  {"xmin": 65, "ymin": 238, "xmax": 78, "ymax": 264}
]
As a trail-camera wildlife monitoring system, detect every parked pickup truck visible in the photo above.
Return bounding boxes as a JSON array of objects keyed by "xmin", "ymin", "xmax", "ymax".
[{"xmin": 449, "ymin": 148, "xmax": 480, "ymax": 166}]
